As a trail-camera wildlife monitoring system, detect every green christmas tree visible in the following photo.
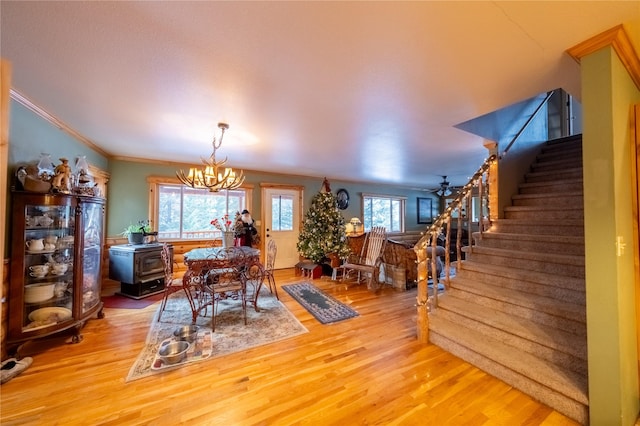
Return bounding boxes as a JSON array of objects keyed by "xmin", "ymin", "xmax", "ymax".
[{"xmin": 297, "ymin": 179, "xmax": 351, "ymax": 263}]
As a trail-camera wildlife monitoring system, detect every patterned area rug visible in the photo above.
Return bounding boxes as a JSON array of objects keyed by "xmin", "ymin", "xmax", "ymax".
[
  {"xmin": 126, "ymin": 287, "xmax": 308, "ymax": 382},
  {"xmin": 282, "ymin": 282, "xmax": 359, "ymax": 324}
]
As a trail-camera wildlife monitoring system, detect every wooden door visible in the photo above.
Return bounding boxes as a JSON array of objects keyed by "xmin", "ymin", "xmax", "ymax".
[{"xmin": 261, "ymin": 185, "xmax": 302, "ymax": 269}]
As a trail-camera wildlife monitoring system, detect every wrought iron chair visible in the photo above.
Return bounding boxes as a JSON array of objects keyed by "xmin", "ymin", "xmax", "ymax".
[
  {"xmin": 262, "ymin": 239, "xmax": 279, "ymax": 299},
  {"xmin": 338, "ymin": 226, "xmax": 387, "ymax": 290},
  {"xmin": 157, "ymin": 243, "xmax": 196, "ymax": 322},
  {"xmin": 202, "ymin": 247, "xmax": 248, "ymax": 331}
]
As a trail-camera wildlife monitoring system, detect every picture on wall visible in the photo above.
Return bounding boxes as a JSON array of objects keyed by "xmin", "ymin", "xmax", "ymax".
[{"xmin": 417, "ymin": 197, "xmax": 433, "ymax": 224}]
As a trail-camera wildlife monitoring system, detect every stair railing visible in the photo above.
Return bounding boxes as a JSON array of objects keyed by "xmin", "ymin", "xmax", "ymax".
[
  {"xmin": 414, "ymin": 154, "xmax": 496, "ymax": 309},
  {"xmin": 413, "ymin": 90, "xmax": 555, "ymax": 343},
  {"xmin": 501, "ymin": 90, "xmax": 555, "ymax": 157}
]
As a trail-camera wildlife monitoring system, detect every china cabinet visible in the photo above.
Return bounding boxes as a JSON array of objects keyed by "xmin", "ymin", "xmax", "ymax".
[{"xmin": 7, "ymin": 191, "xmax": 105, "ymax": 353}]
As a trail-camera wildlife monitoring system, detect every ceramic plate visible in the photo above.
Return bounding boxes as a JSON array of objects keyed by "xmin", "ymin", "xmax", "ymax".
[
  {"xmin": 26, "ymin": 249, "xmax": 56, "ymax": 255},
  {"xmin": 28, "ymin": 307, "xmax": 72, "ymax": 322}
]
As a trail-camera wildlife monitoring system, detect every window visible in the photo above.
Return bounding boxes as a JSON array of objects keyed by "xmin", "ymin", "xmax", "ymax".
[
  {"xmin": 271, "ymin": 194, "xmax": 294, "ymax": 231},
  {"xmin": 470, "ymin": 196, "xmax": 488, "ymax": 223},
  {"xmin": 152, "ymin": 180, "xmax": 249, "ymax": 240},
  {"xmin": 362, "ymin": 194, "xmax": 405, "ymax": 233}
]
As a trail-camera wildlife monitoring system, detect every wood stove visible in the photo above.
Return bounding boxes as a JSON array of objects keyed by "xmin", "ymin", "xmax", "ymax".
[{"xmin": 108, "ymin": 243, "xmax": 172, "ymax": 299}]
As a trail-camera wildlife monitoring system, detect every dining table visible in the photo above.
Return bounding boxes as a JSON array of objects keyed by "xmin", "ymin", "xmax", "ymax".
[{"xmin": 182, "ymin": 246, "xmax": 265, "ymax": 323}]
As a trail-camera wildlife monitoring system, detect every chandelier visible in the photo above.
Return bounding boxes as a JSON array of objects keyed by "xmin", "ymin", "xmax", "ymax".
[{"xmin": 176, "ymin": 122, "xmax": 245, "ymax": 192}]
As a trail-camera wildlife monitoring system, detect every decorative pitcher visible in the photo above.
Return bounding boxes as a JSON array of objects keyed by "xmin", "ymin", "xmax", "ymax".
[{"xmin": 26, "ymin": 239, "xmax": 45, "ymax": 251}]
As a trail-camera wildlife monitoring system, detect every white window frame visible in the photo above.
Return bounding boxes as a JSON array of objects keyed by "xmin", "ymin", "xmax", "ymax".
[
  {"xmin": 147, "ymin": 176, "xmax": 253, "ymax": 241},
  {"xmin": 361, "ymin": 193, "xmax": 406, "ymax": 233}
]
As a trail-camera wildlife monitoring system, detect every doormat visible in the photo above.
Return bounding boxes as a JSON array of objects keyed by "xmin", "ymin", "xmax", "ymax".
[
  {"xmin": 282, "ymin": 282, "xmax": 359, "ymax": 324},
  {"xmin": 126, "ymin": 287, "xmax": 308, "ymax": 382},
  {"xmin": 102, "ymin": 292, "xmax": 164, "ymax": 309}
]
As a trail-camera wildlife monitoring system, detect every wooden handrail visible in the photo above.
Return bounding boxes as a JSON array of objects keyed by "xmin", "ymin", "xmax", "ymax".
[{"xmin": 501, "ymin": 90, "xmax": 554, "ymax": 157}]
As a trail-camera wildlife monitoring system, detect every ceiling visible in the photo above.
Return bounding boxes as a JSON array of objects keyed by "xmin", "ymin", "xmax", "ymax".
[{"xmin": 2, "ymin": 2, "xmax": 639, "ymax": 190}]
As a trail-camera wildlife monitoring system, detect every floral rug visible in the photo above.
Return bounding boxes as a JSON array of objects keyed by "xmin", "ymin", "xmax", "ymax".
[
  {"xmin": 282, "ymin": 282, "xmax": 359, "ymax": 324},
  {"xmin": 126, "ymin": 287, "xmax": 308, "ymax": 382}
]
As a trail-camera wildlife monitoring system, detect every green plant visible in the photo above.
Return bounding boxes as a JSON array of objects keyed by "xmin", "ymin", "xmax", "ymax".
[{"xmin": 122, "ymin": 220, "xmax": 152, "ymax": 236}]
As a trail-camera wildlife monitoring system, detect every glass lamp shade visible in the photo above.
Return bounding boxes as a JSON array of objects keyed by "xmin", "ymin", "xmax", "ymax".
[
  {"xmin": 76, "ymin": 155, "xmax": 89, "ymax": 174},
  {"xmin": 37, "ymin": 153, "xmax": 55, "ymax": 175},
  {"xmin": 76, "ymin": 155, "xmax": 92, "ymax": 185}
]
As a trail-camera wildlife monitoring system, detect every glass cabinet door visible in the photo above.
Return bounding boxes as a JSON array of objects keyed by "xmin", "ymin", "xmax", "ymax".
[
  {"xmin": 22, "ymin": 203, "xmax": 75, "ymax": 331},
  {"xmin": 80, "ymin": 200, "xmax": 103, "ymax": 313}
]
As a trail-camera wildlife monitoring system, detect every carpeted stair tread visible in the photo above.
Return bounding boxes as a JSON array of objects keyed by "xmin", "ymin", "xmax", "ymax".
[
  {"xmin": 544, "ymin": 134, "xmax": 583, "ymax": 147},
  {"xmin": 432, "ymin": 293, "xmax": 587, "ymax": 361},
  {"xmin": 473, "ymin": 231, "xmax": 584, "ymax": 256},
  {"xmin": 531, "ymin": 158, "xmax": 582, "ymax": 171},
  {"xmin": 457, "ymin": 260, "xmax": 585, "ymax": 293},
  {"xmin": 511, "ymin": 191, "xmax": 583, "ymax": 199},
  {"xmin": 429, "ymin": 326, "xmax": 589, "ymax": 424},
  {"xmin": 448, "ymin": 277, "xmax": 586, "ymax": 323},
  {"xmin": 517, "ymin": 179, "xmax": 584, "ymax": 194},
  {"xmin": 511, "ymin": 192, "xmax": 583, "ymax": 201},
  {"xmin": 474, "ymin": 231, "xmax": 584, "ymax": 246},
  {"xmin": 463, "ymin": 245, "xmax": 584, "ymax": 267},
  {"xmin": 518, "ymin": 177, "xmax": 583, "ymax": 189},
  {"xmin": 503, "ymin": 205, "xmax": 584, "ymax": 220},
  {"xmin": 453, "ymin": 265, "xmax": 585, "ymax": 306},
  {"xmin": 491, "ymin": 218, "xmax": 584, "ymax": 227},
  {"xmin": 524, "ymin": 167, "xmax": 583, "ymax": 181},
  {"xmin": 503, "ymin": 205, "xmax": 583, "ymax": 213},
  {"xmin": 428, "ymin": 314, "xmax": 589, "ymax": 405},
  {"xmin": 536, "ymin": 147, "xmax": 582, "ymax": 161},
  {"xmin": 490, "ymin": 218, "xmax": 584, "ymax": 237}
]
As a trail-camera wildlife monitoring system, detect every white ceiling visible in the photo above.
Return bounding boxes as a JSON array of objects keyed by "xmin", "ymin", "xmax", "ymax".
[{"xmin": 2, "ymin": 1, "xmax": 639, "ymax": 190}]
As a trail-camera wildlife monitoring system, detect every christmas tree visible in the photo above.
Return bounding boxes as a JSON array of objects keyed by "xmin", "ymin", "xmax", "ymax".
[{"xmin": 297, "ymin": 179, "xmax": 351, "ymax": 263}]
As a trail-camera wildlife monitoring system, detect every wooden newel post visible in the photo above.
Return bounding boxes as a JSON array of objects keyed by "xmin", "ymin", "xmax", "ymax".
[{"xmin": 414, "ymin": 244, "xmax": 429, "ymax": 343}]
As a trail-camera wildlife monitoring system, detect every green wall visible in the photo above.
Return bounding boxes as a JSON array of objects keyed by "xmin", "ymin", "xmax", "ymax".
[
  {"xmin": 7, "ymin": 101, "xmax": 108, "ymax": 170},
  {"xmin": 583, "ymin": 47, "xmax": 640, "ymax": 425},
  {"xmin": 107, "ymin": 159, "xmax": 438, "ymax": 238}
]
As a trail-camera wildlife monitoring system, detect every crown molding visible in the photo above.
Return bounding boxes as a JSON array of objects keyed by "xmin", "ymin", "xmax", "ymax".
[
  {"xmin": 567, "ymin": 24, "xmax": 640, "ymax": 90},
  {"xmin": 9, "ymin": 89, "xmax": 111, "ymax": 158}
]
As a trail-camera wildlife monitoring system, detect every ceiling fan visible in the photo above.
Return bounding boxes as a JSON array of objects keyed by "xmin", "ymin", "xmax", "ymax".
[{"xmin": 432, "ymin": 176, "xmax": 452, "ymax": 197}]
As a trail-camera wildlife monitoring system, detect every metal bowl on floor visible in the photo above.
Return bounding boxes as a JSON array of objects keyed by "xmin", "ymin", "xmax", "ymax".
[
  {"xmin": 158, "ymin": 341, "xmax": 190, "ymax": 365},
  {"xmin": 173, "ymin": 325, "xmax": 199, "ymax": 343}
]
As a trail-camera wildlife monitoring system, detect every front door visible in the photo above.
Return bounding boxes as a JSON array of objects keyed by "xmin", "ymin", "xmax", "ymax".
[{"xmin": 262, "ymin": 186, "xmax": 302, "ymax": 269}]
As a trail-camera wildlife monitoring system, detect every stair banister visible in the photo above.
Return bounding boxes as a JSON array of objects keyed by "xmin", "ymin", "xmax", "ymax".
[
  {"xmin": 414, "ymin": 155, "xmax": 496, "ymax": 343},
  {"xmin": 500, "ymin": 90, "xmax": 555, "ymax": 157}
]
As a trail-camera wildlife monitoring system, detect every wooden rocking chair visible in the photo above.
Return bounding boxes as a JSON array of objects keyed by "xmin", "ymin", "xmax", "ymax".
[{"xmin": 338, "ymin": 226, "xmax": 387, "ymax": 290}]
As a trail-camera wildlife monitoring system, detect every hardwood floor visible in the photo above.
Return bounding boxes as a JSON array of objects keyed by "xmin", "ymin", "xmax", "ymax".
[{"xmin": 1, "ymin": 269, "xmax": 578, "ymax": 425}]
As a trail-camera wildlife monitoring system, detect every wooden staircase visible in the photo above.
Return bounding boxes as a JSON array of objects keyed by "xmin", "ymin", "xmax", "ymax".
[{"xmin": 428, "ymin": 135, "xmax": 588, "ymax": 424}]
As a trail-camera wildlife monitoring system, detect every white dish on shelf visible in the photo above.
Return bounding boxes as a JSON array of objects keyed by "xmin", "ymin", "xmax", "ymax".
[
  {"xmin": 25, "ymin": 283, "xmax": 55, "ymax": 303},
  {"xmin": 26, "ymin": 249, "xmax": 56, "ymax": 255},
  {"xmin": 28, "ymin": 306, "xmax": 72, "ymax": 322}
]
